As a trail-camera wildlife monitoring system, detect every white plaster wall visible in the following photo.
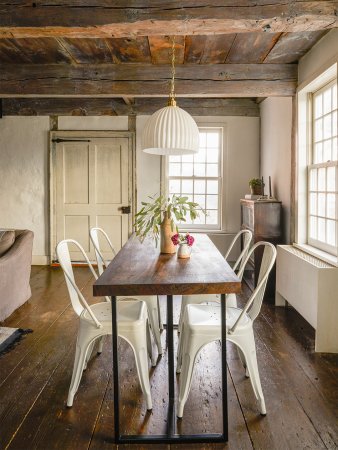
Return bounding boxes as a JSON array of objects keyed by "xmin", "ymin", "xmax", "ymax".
[
  {"xmin": 58, "ymin": 116, "xmax": 128, "ymax": 131},
  {"xmin": 260, "ymin": 98, "xmax": 292, "ymax": 243},
  {"xmin": 298, "ymin": 30, "xmax": 338, "ymax": 86},
  {"xmin": 0, "ymin": 116, "xmax": 50, "ymax": 263}
]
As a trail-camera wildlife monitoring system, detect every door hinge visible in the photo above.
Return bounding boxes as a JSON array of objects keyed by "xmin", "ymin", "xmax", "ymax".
[
  {"xmin": 52, "ymin": 138, "xmax": 91, "ymax": 143},
  {"xmin": 121, "ymin": 206, "xmax": 131, "ymax": 214}
]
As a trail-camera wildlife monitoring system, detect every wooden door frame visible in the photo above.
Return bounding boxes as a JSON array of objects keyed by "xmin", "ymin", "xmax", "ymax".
[{"xmin": 49, "ymin": 130, "xmax": 136, "ymax": 263}]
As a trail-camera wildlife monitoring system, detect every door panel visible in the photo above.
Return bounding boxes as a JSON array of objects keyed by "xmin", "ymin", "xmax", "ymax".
[{"xmin": 54, "ymin": 135, "xmax": 132, "ymax": 261}]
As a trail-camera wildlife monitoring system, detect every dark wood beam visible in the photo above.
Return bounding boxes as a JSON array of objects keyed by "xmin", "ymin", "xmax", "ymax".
[
  {"xmin": 2, "ymin": 98, "xmax": 260, "ymax": 117},
  {"xmin": 0, "ymin": 2, "xmax": 337, "ymax": 38},
  {"xmin": 0, "ymin": 63, "xmax": 297, "ymax": 97}
]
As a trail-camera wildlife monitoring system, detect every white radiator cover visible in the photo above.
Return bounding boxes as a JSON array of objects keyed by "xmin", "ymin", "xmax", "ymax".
[{"xmin": 276, "ymin": 245, "xmax": 338, "ymax": 353}]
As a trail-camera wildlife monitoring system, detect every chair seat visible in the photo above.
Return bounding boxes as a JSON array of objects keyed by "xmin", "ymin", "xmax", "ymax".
[
  {"xmin": 185, "ymin": 304, "xmax": 251, "ymax": 333},
  {"xmin": 82, "ymin": 299, "xmax": 146, "ymax": 327}
]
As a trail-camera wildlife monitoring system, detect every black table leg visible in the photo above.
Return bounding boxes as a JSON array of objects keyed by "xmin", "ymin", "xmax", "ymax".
[
  {"xmin": 221, "ymin": 293, "xmax": 228, "ymax": 441},
  {"xmin": 166, "ymin": 294, "xmax": 175, "ymax": 437},
  {"xmin": 111, "ymin": 296, "xmax": 120, "ymax": 442}
]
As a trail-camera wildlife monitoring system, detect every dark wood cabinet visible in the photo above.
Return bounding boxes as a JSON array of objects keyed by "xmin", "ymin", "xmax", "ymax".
[{"xmin": 240, "ymin": 199, "xmax": 282, "ymax": 300}]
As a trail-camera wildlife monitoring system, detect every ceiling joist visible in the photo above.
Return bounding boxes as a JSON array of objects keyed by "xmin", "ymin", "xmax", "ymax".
[{"xmin": 0, "ymin": 1, "xmax": 337, "ymax": 38}]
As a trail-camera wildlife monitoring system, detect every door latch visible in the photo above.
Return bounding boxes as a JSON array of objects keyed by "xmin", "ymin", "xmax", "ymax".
[{"xmin": 121, "ymin": 206, "xmax": 131, "ymax": 214}]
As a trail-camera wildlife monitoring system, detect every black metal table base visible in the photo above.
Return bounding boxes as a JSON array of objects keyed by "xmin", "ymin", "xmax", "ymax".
[{"xmin": 111, "ymin": 294, "xmax": 228, "ymax": 444}]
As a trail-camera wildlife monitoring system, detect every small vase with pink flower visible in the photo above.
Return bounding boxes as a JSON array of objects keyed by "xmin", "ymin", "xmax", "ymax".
[{"xmin": 171, "ymin": 233, "xmax": 195, "ymax": 259}]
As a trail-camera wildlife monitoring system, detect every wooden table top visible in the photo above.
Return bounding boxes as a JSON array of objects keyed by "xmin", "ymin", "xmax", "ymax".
[{"xmin": 93, "ymin": 233, "xmax": 241, "ymax": 296}]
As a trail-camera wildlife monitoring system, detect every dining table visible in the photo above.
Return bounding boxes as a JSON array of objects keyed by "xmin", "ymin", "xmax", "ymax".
[{"xmin": 93, "ymin": 233, "xmax": 241, "ymax": 444}]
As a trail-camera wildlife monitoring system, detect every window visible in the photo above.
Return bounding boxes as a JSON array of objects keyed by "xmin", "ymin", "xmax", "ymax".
[
  {"xmin": 308, "ymin": 81, "xmax": 337, "ymax": 255},
  {"xmin": 167, "ymin": 127, "xmax": 223, "ymax": 230}
]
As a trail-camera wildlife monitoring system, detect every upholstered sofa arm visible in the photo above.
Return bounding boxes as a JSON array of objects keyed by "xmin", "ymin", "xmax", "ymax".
[{"xmin": 0, "ymin": 230, "xmax": 34, "ymax": 321}]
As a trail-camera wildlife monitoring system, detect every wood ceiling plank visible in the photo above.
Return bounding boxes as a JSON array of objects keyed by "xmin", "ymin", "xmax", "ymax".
[
  {"xmin": 226, "ymin": 32, "xmax": 282, "ymax": 63},
  {"xmin": 105, "ymin": 37, "xmax": 151, "ymax": 63},
  {"xmin": 185, "ymin": 35, "xmax": 236, "ymax": 64},
  {"xmin": 148, "ymin": 36, "xmax": 185, "ymax": 64},
  {"xmin": 1, "ymin": 2, "xmax": 336, "ymax": 38},
  {"xmin": 264, "ymin": 31, "xmax": 328, "ymax": 63},
  {"xmin": 60, "ymin": 38, "xmax": 114, "ymax": 64},
  {"xmin": 3, "ymin": 38, "xmax": 73, "ymax": 64},
  {"xmin": 0, "ymin": 39, "xmax": 32, "ymax": 63}
]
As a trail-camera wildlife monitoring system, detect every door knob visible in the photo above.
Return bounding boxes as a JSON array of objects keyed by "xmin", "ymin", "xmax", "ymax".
[{"xmin": 121, "ymin": 206, "xmax": 131, "ymax": 214}]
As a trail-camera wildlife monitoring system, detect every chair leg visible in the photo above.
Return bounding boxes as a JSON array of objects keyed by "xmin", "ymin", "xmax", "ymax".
[
  {"xmin": 148, "ymin": 303, "xmax": 163, "ymax": 355},
  {"xmin": 146, "ymin": 320, "xmax": 156, "ymax": 367},
  {"xmin": 232, "ymin": 331, "xmax": 266, "ymax": 415},
  {"xmin": 157, "ymin": 296, "xmax": 164, "ymax": 331},
  {"xmin": 67, "ymin": 339, "xmax": 90, "ymax": 407},
  {"xmin": 237, "ymin": 346, "xmax": 249, "ymax": 378},
  {"xmin": 97, "ymin": 336, "xmax": 105, "ymax": 354},
  {"xmin": 128, "ymin": 331, "xmax": 153, "ymax": 411},
  {"xmin": 178, "ymin": 296, "xmax": 190, "ymax": 333},
  {"xmin": 177, "ymin": 331, "xmax": 204, "ymax": 418}
]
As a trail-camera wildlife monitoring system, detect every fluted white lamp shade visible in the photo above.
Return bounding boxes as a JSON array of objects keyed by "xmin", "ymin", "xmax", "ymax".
[{"xmin": 142, "ymin": 105, "xmax": 199, "ymax": 155}]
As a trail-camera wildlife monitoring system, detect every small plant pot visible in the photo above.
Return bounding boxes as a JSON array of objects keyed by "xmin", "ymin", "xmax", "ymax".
[
  {"xmin": 177, "ymin": 243, "xmax": 191, "ymax": 259},
  {"xmin": 250, "ymin": 185, "xmax": 263, "ymax": 195}
]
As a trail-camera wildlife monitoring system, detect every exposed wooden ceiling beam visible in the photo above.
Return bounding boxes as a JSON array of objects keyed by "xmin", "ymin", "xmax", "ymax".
[
  {"xmin": 2, "ymin": 97, "xmax": 260, "ymax": 117},
  {"xmin": 0, "ymin": 63, "xmax": 297, "ymax": 97},
  {"xmin": 0, "ymin": 2, "xmax": 337, "ymax": 38}
]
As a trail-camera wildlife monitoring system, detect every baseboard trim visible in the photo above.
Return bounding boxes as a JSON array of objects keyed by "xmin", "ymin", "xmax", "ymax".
[{"xmin": 32, "ymin": 255, "xmax": 49, "ymax": 265}]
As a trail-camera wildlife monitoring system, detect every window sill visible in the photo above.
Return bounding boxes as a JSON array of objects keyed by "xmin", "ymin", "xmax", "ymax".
[{"xmin": 293, "ymin": 243, "xmax": 338, "ymax": 267}]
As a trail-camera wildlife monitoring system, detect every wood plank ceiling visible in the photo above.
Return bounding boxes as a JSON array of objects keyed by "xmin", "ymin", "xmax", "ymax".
[{"xmin": 0, "ymin": 1, "xmax": 336, "ymax": 116}]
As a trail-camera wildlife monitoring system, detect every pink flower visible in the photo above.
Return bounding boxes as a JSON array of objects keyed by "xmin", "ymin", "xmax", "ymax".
[
  {"xmin": 186, "ymin": 234, "xmax": 195, "ymax": 247},
  {"xmin": 171, "ymin": 233, "xmax": 180, "ymax": 246}
]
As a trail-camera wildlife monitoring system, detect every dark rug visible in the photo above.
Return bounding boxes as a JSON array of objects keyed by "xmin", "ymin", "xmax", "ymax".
[{"xmin": 0, "ymin": 327, "xmax": 33, "ymax": 356}]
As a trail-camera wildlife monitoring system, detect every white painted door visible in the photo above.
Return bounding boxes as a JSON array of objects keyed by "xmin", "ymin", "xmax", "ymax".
[{"xmin": 53, "ymin": 135, "xmax": 132, "ymax": 261}]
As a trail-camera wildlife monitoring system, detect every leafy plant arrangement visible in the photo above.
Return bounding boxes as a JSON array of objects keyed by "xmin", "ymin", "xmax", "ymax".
[
  {"xmin": 135, "ymin": 194, "xmax": 203, "ymax": 246},
  {"xmin": 249, "ymin": 178, "xmax": 264, "ymax": 195},
  {"xmin": 248, "ymin": 178, "xmax": 263, "ymax": 188}
]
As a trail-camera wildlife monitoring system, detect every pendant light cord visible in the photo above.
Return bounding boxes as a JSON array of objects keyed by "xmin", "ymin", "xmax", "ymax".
[{"xmin": 168, "ymin": 36, "xmax": 177, "ymax": 107}]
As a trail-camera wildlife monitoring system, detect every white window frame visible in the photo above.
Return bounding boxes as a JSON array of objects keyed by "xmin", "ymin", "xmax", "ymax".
[
  {"xmin": 166, "ymin": 125, "xmax": 224, "ymax": 232},
  {"xmin": 296, "ymin": 63, "xmax": 338, "ymax": 265}
]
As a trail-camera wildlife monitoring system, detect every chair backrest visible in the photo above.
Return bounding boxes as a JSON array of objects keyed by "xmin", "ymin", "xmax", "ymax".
[
  {"xmin": 229, "ymin": 241, "xmax": 276, "ymax": 333},
  {"xmin": 225, "ymin": 229, "xmax": 253, "ymax": 277},
  {"xmin": 56, "ymin": 239, "xmax": 103, "ymax": 328},
  {"xmin": 89, "ymin": 227, "xmax": 116, "ymax": 275}
]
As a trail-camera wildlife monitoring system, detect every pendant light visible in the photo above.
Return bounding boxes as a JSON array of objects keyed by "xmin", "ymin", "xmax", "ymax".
[{"xmin": 142, "ymin": 37, "xmax": 199, "ymax": 155}]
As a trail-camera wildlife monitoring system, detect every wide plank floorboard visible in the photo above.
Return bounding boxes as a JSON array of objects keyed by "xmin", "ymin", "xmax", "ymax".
[{"xmin": 0, "ymin": 266, "xmax": 337, "ymax": 449}]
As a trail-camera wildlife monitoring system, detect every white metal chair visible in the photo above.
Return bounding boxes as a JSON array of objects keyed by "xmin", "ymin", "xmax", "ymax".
[
  {"xmin": 56, "ymin": 239, "xmax": 155, "ymax": 409},
  {"xmin": 177, "ymin": 229, "xmax": 253, "ymax": 332},
  {"xmin": 176, "ymin": 241, "xmax": 276, "ymax": 418},
  {"xmin": 89, "ymin": 227, "xmax": 163, "ymax": 355}
]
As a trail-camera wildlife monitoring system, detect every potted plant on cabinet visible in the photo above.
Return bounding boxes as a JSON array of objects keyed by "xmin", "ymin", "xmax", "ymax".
[
  {"xmin": 135, "ymin": 194, "xmax": 204, "ymax": 254},
  {"xmin": 249, "ymin": 178, "xmax": 264, "ymax": 195}
]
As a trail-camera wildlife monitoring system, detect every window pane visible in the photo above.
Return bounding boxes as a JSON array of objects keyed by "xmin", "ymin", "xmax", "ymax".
[
  {"xmin": 314, "ymin": 119, "xmax": 323, "ymax": 142},
  {"xmin": 194, "ymin": 180, "xmax": 205, "ymax": 194},
  {"xmin": 333, "ymin": 137, "xmax": 338, "ymax": 161},
  {"xmin": 318, "ymin": 218, "xmax": 326, "ymax": 241},
  {"xmin": 194, "ymin": 147, "xmax": 206, "ymax": 163},
  {"xmin": 206, "ymin": 210, "xmax": 218, "ymax": 225},
  {"xmin": 327, "ymin": 193, "xmax": 335, "ymax": 218},
  {"xmin": 169, "ymin": 179, "xmax": 180, "ymax": 194},
  {"xmin": 323, "ymin": 140, "xmax": 331, "ymax": 161},
  {"xmin": 309, "ymin": 193, "xmax": 317, "ymax": 215},
  {"xmin": 327, "ymin": 166, "xmax": 335, "ymax": 191},
  {"xmin": 182, "ymin": 163, "xmax": 193, "ymax": 176},
  {"xmin": 182, "ymin": 154, "xmax": 193, "ymax": 163},
  {"xmin": 207, "ymin": 147, "xmax": 219, "ymax": 163},
  {"xmin": 314, "ymin": 93, "xmax": 322, "ymax": 118},
  {"xmin": 310, "ymin": 169, "xmax": 317, "ymax": 190},
  {"xmin": 194, "ymin": 163, "xmax": 205, "ymax": 177},
  {"xmin": 310, "ymin": 216, "xmax": 317, "ymax": 239},
  {"xmin": 314, "ymin": 143, "xmax": 323, "ymax": 163},
  {"xmin": 324, "ymin": 114, "xmax": 332, "ymax": 139},
  {"xmin": 206, "ymin": 195, "xmax": 218, "ymax": 209},
  {"xmin": 324, "ymin": 88, "xmax": 331, "ymax": 114},
  {"xmin": 199, "ymin": 132, "xmax": 207, "ymax": 147},
  {"xmin": 318, "ymin": 167, "xmax": 326, "ymax": 190},
  {"xmin": 194, "ymin": 214, "xmax": 205, "ymax": 225},
  {"xmin": 318, "ymin": 193, "xmax": 326, "ymax": 216},
  {"xmin": 327, "ymin": 220, "xmax": 336, "ymax": 246},
  {"xmin": 169, "ymin": 163, "xmax": 180, "ymax": 176},
  {"xmin": 207, "ymin": 180, "xmax": 218, "ymax": 194},
  {"xmin": 194, "ymin": 194, "xmax": 205, "ymax": 209},
  {"xmin": 206, "ymin": 164, "xmax": 218, "ymax": 177},
  {"xmin": 333, "ymin": 84, "xmax": 337, "ymax": 109},
  {"xmin": 333, "ymin": 110, "xmax": 337, "ymax": 136},
  {"xmin": 170, "ymin": 155, "xmax": 181, "ymax": 162},
  {"xmin": 207, "ymin": 132, "xmax": 220, "ymax": 147},
  {"xmin": 181, "ymin": 179, "xmax": 193, "ymax": 194}
]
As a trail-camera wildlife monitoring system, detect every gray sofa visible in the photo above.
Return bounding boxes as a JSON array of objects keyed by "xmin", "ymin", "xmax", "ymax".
[{"xmin": 0, "ymin": 230, "xmax": 34, "ymax": 322}]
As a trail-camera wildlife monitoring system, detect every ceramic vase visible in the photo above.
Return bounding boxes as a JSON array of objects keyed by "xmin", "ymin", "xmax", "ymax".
[
  {"xmin": 160, "ymin": 212, "xmax": 176, "ymax": 254},
  {"xmin": 177, "ymin": 243, "xmax": 191, "ymax": 259}
]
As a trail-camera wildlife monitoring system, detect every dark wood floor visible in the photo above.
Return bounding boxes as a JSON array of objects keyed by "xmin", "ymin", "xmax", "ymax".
[{"xmin": 0, "ymin": 266, "xmax": 337, "ymax": 450}]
